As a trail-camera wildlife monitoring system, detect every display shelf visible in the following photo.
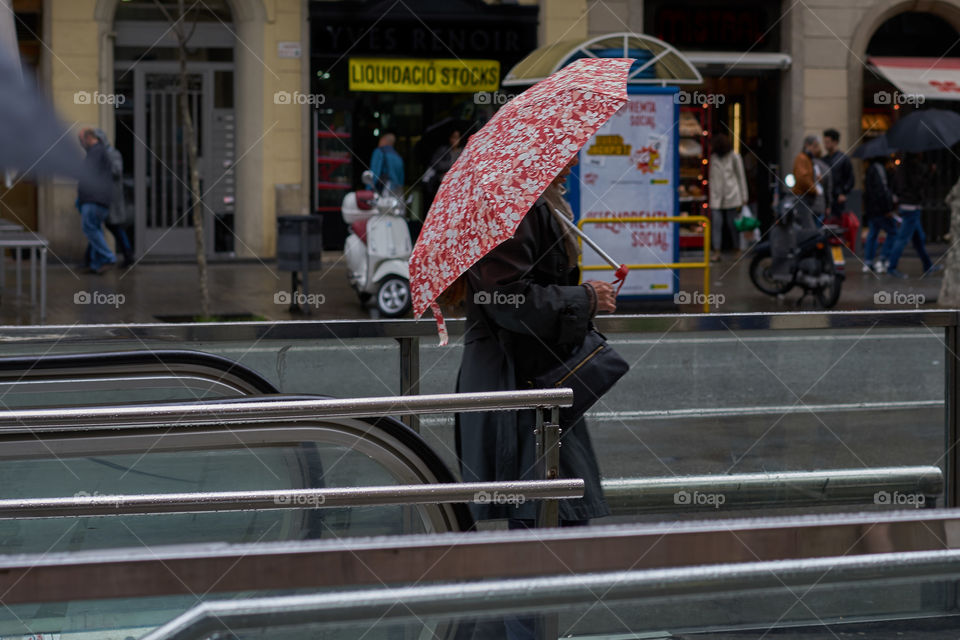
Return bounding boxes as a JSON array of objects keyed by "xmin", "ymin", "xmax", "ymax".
[{"xmin": 678, "ymin": 105, "xmax": 712, "ymax": 251}]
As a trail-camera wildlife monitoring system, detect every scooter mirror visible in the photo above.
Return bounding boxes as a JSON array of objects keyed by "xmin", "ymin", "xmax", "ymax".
[
  {"xmin": 361, "ymin": 170, "xmax": 375, "ymax": 188},
  {"xmin": 377, "ymin": 196, "xmax": 399, "ymax": 213}
]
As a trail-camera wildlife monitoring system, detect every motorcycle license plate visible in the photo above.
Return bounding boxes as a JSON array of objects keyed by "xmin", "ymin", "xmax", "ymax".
[{"xmin": 831, "ymin": 246, "xmax": 845, "ymax": 265}]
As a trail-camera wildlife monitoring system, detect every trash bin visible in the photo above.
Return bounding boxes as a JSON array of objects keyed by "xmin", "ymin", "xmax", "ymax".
[
  {"xmin": 276, "ymin": 215, "xmax": 322, "ymax": 314},
  {"xmin": 276, "ymin": 215, "xmax": 322, "ymax": 272}
]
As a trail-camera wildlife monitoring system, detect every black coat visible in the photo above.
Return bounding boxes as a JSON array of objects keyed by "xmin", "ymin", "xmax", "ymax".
[
  {"xmin": 893, "ymin": 158, "xmax": 931, "ymax": 206},
  {"xmin": 455, "ymin": 197, "xmax": 610, "ymax": 522},
  {"xmin": 863, "ymin": 161, "xmax": 893, "ymax": 221},
  {"xmin": 77, "ymin": 142, "xmax": 114, "ymax": 207},
  {"xmin": 823, "ymin": 151, "xmax": 854, "ymax": 210}
]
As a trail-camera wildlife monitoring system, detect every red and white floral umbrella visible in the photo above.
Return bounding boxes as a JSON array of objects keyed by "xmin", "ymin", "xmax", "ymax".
[{"xmin": 409, "ymin": 57, "xmax": 634, "ymax": 344}]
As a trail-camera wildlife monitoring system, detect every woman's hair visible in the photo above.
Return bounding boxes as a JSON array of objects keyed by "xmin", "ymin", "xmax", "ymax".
[
  {"xmin": 712, "ymin": 132, "xmax": 732, "ymax": 157},
  {"xmin": 436, "ymin": 274, "xmax": 466, "ymax": 310}
]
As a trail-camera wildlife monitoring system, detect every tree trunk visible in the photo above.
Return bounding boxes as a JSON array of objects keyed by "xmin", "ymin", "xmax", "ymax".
[
  {"xmin": 171, "ymin": 0, "xmax": 210, "ymax": 318},
  {"xmin": 940, "ymin": 205, "xmax": 960, "ymax": 306}
]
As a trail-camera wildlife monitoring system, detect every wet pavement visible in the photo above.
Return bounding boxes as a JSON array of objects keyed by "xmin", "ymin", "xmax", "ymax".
[{"xmin": 0, "ymin": 243, "xmax": 950, "ymax": 325}]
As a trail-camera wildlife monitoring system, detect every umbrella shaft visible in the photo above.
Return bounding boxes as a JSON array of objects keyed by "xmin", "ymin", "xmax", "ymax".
[{"xmin": 551, "ymin": 209, "xmax": 620, "ymax": 269}]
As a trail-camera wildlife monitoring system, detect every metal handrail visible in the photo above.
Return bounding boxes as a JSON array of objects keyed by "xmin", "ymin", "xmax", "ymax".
[
  {"xmin": 1, "ymin": 509, "xmax": 957, "ymax": 605},
  {"xmin": 0, "ymin": 480, "xmax": 584, "ymax": 518},
  {"xmin": 0, "ymin": 310, "xmax": 949, "ymax": 344},
  {"xmin": 141, "ymin": 548, "xmax": 960, "ymax": 640},
  {"xmin": 0, "ymin": 389, "xmax": 573, "ymax": 433},
  {"xmin": 602, "ymin": 466, "xmax": 944, "ymax": 514}
]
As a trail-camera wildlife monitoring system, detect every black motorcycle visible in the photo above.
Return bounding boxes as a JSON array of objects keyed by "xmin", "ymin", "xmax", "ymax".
[{"xmin": 748, "ymin": 197, "xmax": 845, "ymax": 308}]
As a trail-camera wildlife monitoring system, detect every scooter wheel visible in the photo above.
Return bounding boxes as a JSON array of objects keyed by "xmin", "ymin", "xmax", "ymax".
[
  {"xmin": 749, "ymin": 253, "xmax": 793, "ymax": 295},
  {"xmin": 815, "ymin": 260, "xmax": 843, "ymax": 309},
  {"xmin": 376, "ymin": 277, "xmax": 411, "ymax": 318}
]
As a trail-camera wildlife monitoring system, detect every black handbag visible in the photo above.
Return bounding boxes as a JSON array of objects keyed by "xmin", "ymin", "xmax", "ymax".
[{"xmin": 529, "ymin": 328, "xmax": 629, "ymax": 424}]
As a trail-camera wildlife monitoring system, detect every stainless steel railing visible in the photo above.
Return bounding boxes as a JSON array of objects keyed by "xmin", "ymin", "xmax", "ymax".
[
  {"xmin": 0, "ymin": 480, "xmax": 584, "ymax": 518},
  {"xmin": 602, "ymin": 466, "xmax": 944, "ymax": 514},
  {"xmin": 1, "ymin": 508, "xmax": 956, "ymax": 605},
  {"xmin": 141, "ymin": 547, "xmax": 960, "ymax": 640},
  {"xmin": 0, "ymin": 388, "xmax": 572, "ymax": 432},
  {"xmin": 0, "ymin": 389, "xmax": 570, "ymax": 527}
]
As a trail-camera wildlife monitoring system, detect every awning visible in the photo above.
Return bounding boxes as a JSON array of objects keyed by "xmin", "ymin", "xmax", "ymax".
[
  {"xmin": 684, "ymin": 51, "xmax": 791, "ymax": 71},
  {"xmin": 869, "ymin": 56, "xmax": 960, "ymax": 101},
  {"xmin": 502, "ymin": 32, "xmax": 702, "ymax": 87}
]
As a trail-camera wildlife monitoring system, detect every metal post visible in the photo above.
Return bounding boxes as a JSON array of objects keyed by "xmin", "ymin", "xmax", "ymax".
[
  {"xmin": 39, "ymin": 246, "xmax": 46, "ymax": 323},
  {"xmin": 535, "ymin": 406, "xmax": 561, "ymax": 529},
  {"xmin": 537, "ymin": 405, "xmax": 563, "ymax": 640},
  {"xmin": 947, "ymin": 320, "xmax": 959, "ymax": 509},
  {"xmin": 29, "ymin": 245, "xmax": 35, "ymax": 306},
  {"xmin": 945, "ymin": 319, "xmax": 960, "ymax": 612},
  {"xmin": 300, "ymin": 219, "xmax": 310, "ymax": 316},
  {"xmin": 397, "ymin": 336, "xmax": 421, "ymax": 432}
]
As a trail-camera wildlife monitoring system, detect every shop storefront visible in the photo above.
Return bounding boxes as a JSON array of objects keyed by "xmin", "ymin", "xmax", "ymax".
[
  {"xmin": 862, "ymin": 10, "xmax": 960, "ymax": 242},
  {"xmin": 308, "ymin": 0, "xmax": 537, "ymax": 249},
  {"xmin": 645, "ymin": 0, "xmax": 790, "ymax": 232}
]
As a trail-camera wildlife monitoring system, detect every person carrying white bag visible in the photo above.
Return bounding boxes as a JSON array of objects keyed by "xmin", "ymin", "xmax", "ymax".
[{"xmin": 708, "ymin": 132, "xmax": 749, "ymax": 261}]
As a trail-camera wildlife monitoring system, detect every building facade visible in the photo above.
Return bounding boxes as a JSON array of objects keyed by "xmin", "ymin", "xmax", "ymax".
[
  {"xmin": 10, "ymin": 0, "xmax": 310, "ymax": 262},
  {"xmin": 7, "ymin": 0, "xmax": 960, "ymax": 262}
]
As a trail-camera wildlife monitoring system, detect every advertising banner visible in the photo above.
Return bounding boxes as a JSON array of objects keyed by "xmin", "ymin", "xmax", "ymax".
[
  {"xmin": 572, "ymin": 88, "xmax": 679, "ymax": 297},
  {"xmin": 348, "ymin": 58, "xmax": 500, "ymax": 93}
]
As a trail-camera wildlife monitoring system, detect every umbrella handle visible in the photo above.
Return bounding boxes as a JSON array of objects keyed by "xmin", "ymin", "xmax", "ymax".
[{"xmin": 551, "ymin": 208, "xmax": 630, "ymax": 290}]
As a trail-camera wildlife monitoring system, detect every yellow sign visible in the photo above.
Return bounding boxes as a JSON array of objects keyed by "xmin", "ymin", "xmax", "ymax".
[
  {"xmin": 586, "ymin": 135, "xmax": 631, "ymax": 156},
  {"xmin": 348, "ymin": 58, "xmax": 500, "ymax": 93}
]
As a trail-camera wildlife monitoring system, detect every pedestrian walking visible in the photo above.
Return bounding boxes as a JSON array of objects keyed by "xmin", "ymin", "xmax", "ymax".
[
  {"xmin": 939, "ymin": 175, "xmax": 960, "ymax": 305},
  {"xmin": 887, "ymin": 153, "xmax": 941, "ymax": 279},
  {"xmin": 823, "ymin": 128, "xmax": 854, "ymax": 218},
  {"xmin": 861, "ymin": 155, "xmax": 897, "ymax": 274},
  {"xmin": 425, "ymin": 129, "xmax": 463, "ymax": 201},
  {"xmin": 76, "ymin": 128, "xmax": 115, "ymax": 274},
  {"xmin": 792, "ymin": 135, "xmax": 829, "ymax": 226},
  {"xmin": 812, "ymin": 150, "xmax": 833, "ymax": 224},
  {"xmin": 455, "ymin": 155, "xmax": 613, "ymax": 528},
  {"xmin": 369, "ymin": 132, "xmax": 404, "ymax": 197},
  {"xmin": 93, "ymin": 129, "xmax": 133, "ymax": 268},
  {"xmin": 707, "ymin": 132, "xmax": 748, "ymax": 261}
]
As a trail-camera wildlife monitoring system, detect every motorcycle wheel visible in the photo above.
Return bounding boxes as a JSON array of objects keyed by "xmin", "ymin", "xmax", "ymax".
[
  {"xmin": 376, "ymin": 276, "xmax": 411, "ymax": 318},
  {"xmin": 749, "ymin": 253, "xmax": 794, "ymax": 295},
  {"xmin": 815, "ymin": 258, "xmax": 843, "ymax": 309}
]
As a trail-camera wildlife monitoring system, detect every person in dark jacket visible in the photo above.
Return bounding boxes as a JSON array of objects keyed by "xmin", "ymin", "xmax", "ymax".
[
  {"xmin": 823, "ymin": 128, "xmax": 854, "ymax": 217},
  {"xmin": 887, "ymin": 153, "xmax": 941, "ymax": 279},
  {"xmin": 92, "ymin": 129, "xmax": 133, "ymax": 268},
  {"xmin": 76, "ymin": 128, "xmax": 116, "ymax": 274},
  {"xmin": 456, "ymin": 155, "xmax": 615, "ymax": 528},
  {"xmin": 861, "ymin": 155, "xmax": 897, "ymax": 273}
]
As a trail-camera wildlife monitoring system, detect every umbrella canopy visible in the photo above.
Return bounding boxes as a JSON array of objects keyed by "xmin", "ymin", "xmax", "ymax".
[
  {"xmin": 409, "ymin": 57, "xmax": 634, "ymax": 343},
  {"xmin": 885, "ymin": 109, "xmax": 960, "ymax": 152},
  {"xmin": 0, "ymin": 49, "xmax": 84, "ymax": 180},
  {"xmin": 852, "ymin": 135, "xmax": 896, "ymax": 159}
]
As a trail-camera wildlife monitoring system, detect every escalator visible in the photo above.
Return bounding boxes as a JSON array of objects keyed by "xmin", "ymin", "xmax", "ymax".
[{"xmin": 0, "ymin": 350, "xmax": 474, "ymax": 555}]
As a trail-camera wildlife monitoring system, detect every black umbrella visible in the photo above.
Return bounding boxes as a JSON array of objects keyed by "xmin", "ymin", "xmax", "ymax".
[
  {"xmin": 0, "ymin": 49, "xmax": 83, "ymax": 179},
  {"xmin": 852, "ymin": 135, "xmax": 896, "ymax": 159},
  {"xmin": 885, "ymin": 108, "xmax": 960, "ymax": 152}
]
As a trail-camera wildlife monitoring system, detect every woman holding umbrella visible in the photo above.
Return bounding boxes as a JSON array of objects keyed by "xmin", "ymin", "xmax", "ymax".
[
  {"xmin": 409, "ymin": 58, "xmax": 637, "ymax": 531},
  {"xmin": 455, "ymin": 154, "xmax": 616, "ymax": 528}
]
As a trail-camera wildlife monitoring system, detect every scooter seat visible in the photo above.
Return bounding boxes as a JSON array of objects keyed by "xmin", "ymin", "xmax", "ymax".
[
  {"xmin": 351, "ymin": 219, "xmax": 368, "ymax": 243},
  {"xmin": 355, "ymin": 190, "xmax": 375, "ymax": 210}
]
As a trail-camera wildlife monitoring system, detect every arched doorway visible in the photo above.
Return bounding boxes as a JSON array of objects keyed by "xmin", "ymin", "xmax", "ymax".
[
  {"xmin": 110, "ymin": 1, "xmax": 237, "ymax": 259},
  {"xmin": 855, "ymin": 7, "xmax": 960, "ymax": 241}
]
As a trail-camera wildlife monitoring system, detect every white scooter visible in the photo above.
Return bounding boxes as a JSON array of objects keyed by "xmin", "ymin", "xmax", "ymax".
[{"xmin": 341, "ymin": 171, "xmax": 412, "ymax": 317}]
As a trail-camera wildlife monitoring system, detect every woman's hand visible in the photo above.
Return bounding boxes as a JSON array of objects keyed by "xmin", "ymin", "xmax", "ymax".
[{"xmin": 584, "ymin": 280, "xmax": 617, "ymax": 314}]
